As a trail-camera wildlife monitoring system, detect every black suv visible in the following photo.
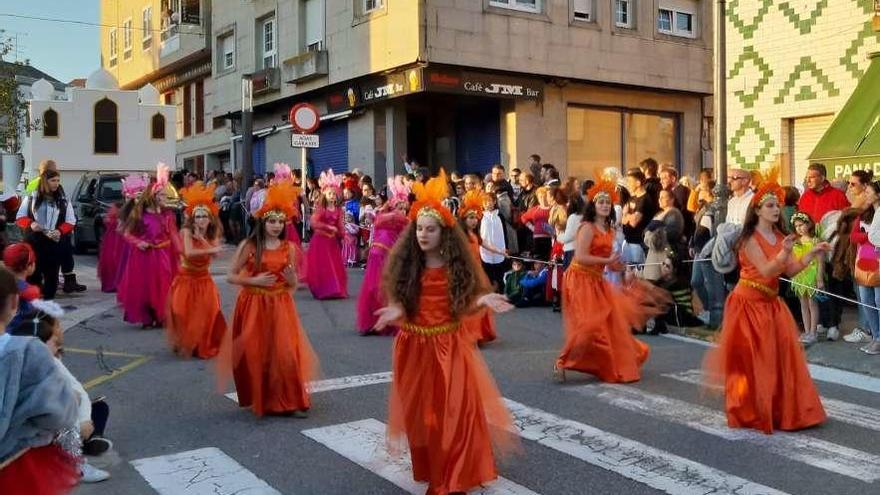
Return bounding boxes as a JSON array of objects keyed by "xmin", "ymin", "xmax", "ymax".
[{"xmin": 71, "ymin": 172, "xmax": 125, "ymax": 253}]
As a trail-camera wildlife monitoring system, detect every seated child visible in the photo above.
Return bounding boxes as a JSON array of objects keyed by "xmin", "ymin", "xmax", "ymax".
[
  {"xmin": 517, "ymin": 261, "xmax": 550, "ymax": 308},
  {"xmin": 503, "ymin": 258, "xmax": 527, "ymax": 305}
]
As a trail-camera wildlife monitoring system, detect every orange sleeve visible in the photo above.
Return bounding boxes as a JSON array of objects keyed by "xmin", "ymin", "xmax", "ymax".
[{"xmin": 687, "ymin": 189, "xmax": 700, "ymax": 213}]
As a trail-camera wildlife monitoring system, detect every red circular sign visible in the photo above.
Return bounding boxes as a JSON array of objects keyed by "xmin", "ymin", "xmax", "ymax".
[{"xmin": 289, "ymin": 103, "xmax": 320, "ymax": 134}]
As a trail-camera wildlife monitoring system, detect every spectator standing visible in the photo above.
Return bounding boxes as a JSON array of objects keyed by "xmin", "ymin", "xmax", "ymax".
[
  {"xmin": 528, "ymin": 154, "xmax": 542, "ymax": 182},
  {"xmin": 847, "ymin": 170, "xmax": 873, "ymax": 210},
  {"xmin": 640, "ymin": 158, "xmax": 662, "ymax": 201},
  {"xmin": 725, "ymin": 169, "xmax": 755, "ymax": 224},
  {"xmin": 621, "ymin": 169, "xmax": 657, "ymax": 265},
  {"xmin": 521, "ymin": 187, "xmax": 553, "ymax": 261},
  {"xmin": 853, "ymin": 181, "xmax": 880, "ymax": 353}
]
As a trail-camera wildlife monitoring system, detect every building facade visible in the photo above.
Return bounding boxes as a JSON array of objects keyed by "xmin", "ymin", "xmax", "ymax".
[
  {"xmin": 100, "ymin": 0, "xmax": 231, "ymax": 175},
  {"xmin": 22, "ymin": 70, "xmax": 176, "ymax": 193},
  {"xmin": 213, "ymin": 0, "xmax": 712, "ymax": 184},
  {"xmin": 724, "ymin": 0, "xmax": 880, "ymax": 182}
]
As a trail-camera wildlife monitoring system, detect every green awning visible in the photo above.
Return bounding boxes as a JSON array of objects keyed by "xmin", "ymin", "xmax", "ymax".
[{"xmin": 809, "ymin": 53, "xmax": 880, "ymax": 177}]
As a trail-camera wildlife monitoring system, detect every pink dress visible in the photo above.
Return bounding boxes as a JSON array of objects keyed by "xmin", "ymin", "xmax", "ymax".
[
  {"xmin": 118, "ymin": 209, "xmax": 180, "ymax": 325},
  {"xmin": 342, "ymin": 222, "xmax": 359, "ymax": 266},
  {"xmin": 98, "ymin": 206, "xmax": 125, "ymax": 293},
  {"xmin": 355, "ymin": 211, "xmax": 408, "ymax": 334},
  {"xmin": 305, "ymin": 206, "xmax": 348, "ymax": 299}
]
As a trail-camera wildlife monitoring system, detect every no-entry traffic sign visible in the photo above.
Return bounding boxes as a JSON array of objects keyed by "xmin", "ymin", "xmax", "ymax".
[{"xmin": 289, "ymin": 103, "xmax": 320, "ymax": 134}]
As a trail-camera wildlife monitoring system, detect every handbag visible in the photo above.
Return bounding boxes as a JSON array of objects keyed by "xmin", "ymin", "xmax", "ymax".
[{"xmin": 854, "ymin": 244, "xmax": 880, "ymax": 287}]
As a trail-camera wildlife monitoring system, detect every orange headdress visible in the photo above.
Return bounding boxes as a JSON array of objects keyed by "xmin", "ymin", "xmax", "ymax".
[
  {"xmin": 181, "ymin": 181, "xmax": 219, "ymax": 217},
  {"xmin": 255, "ymin": 180, "xmax": 298, "ymax": 221},
  {"xmin": 750, "ymin": 165, "xmax": 784, "ymax": 207},
  {"xmin": 587, "ymin": 170, "xmax": 620, "ymax": 204},
  {"xmin": 409, "ymin": 169, "xmax": 456, "ymax": 227},
  {"xmin": 459, "ymin": 190, "xmax": 486, "ymax": 220}
]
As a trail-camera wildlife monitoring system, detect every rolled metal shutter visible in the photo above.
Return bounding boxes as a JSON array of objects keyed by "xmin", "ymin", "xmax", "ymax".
[
  {"xmin": 252, "ymin": 137, "xmax": 266, "ymax": 176},
  {"xmin": 309, "ymin": 120, "xmax": 349, "ymax": 175},
  {"xmin": 455, "ymin": 100, "xmax": 500, "ymax": 176},
  {"xmin": 792, "ymin": 114, "xmax": 834, "ymax": 182}
]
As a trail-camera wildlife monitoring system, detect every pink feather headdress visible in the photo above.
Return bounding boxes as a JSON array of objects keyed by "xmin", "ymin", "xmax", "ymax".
[
  {"xmin": 122, "ymin": 173, "xmax": 149, "ymax": 199},
  {"xmin": 152, "ymin": 162, "xmax": 170, "ymax": 193},
  {"xmin": 319, "ymin": 169, "xmax": 343, "ymax": 193},
  {"xmin": 387, "ymin": 175, "xmax": 411, "ymax": 206},
  {"xmin": 273, "ymin": 162, "xmax": 292, "ymax": 182}
]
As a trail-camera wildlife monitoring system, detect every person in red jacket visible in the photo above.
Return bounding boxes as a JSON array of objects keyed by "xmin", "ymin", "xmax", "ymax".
[
  {"xmin": 796, "ymin": 163, "xmax": 851, "ymax": 341},
  {"xmin": 797, "ymin": 163, "xmax": 850, "ymax": 223}
]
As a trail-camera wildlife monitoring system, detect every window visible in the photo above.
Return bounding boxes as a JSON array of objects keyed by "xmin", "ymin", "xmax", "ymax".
[
  {"xmin": 615, "ymin": 0, "xmax": 632, "ymax": 28},
  {"xmin": 108, "ymin": 29, "xmax": 118, "ymax": 66},
  {"xmin": 489, "ymin": 0, "xmax": 541, "ymax": 13},
  {"xmin": 195, "ymin": 80, "xmax": 204, "ymax": 134},
  {"xmin": 218, "ymin": 32, "xmax": 234, "ymax": 70},
  {"xmin": 42, "ymin": 109, "xmax": 59, "ymax": 137},
  {"xmin": 572, "ymin": 0, "xmax": 592, "ymax": 21},
  {"xmin": 142, "ymin": 7, "xmax": 153, "ymax": 49},
  {"xmin": 212, "ymin": 116, "xmax": 226, "ymax": 130},
  {"xmin": 123, "ymin": 18, "xmax": 133, "ymax": 58},
  {"xmin": 567, "ymin": 106, "xmax": 678, "ymax": 179},
  {"xmin": 364, "ymin": 0, "xmax": 384, "ymax": 13},
  {"xmin": 151, "ymin": 113, "xmax": 166, "ymax": 140},
  {"xmin": 261, "ymin": 18, "xmax": 277, "ymax": 69},
  {"xmin": 94, "ymin": 98, "xmax": 118, "ymax": 154},
  {"xmin": 183, "ymin": 84, "xmax": 192, "ymax": 137},
  {"xmin": 658, "ymin": 7, "xmax": 695, "ymax": 37},
  {"xmin": 305, "ymin": 0, "xmax": 325, "ymax": 51}
]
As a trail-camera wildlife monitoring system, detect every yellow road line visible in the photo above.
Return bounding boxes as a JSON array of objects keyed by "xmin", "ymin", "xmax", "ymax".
[
  {"xmin": 65, "ymin": 347, "xmax": 145, "ymax": 359},
  {"xmin": 82, "ymin": 356, "xmax": 152, "ymax": 390}
]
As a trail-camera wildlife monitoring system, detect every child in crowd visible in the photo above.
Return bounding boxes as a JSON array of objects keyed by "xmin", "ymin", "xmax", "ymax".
[
  {"xmin": 479, "ymin": 192, "xmax": 509, "ymax": 292},
  {"xmin": 517, "ymin": 261, "xmax": 550, "ymax": 307},
  {"xmin": 503, "ymin": 258, "xmax": 527, "ymax": 305},
  {"xmin": 359, "ymin": 205, "xmax": 376, "ymax": 267},
  {"xmin": 342, "ymin": 210, "xmax": 360, "ymax": 268},
  {"xmin": 3, "ymin": 243, "xmax": 41, "ymax": 331},
  {"xmin": 650, "ymin": 251, "xmax": 705, "ymax": 334},
  {"xmin": 791, "ymin": 212, "xmax": 824, "ymax": 344}
]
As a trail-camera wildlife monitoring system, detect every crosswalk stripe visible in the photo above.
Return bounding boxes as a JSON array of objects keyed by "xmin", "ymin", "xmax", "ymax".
[
  {"xmin": 131, "ymin": 447, "xmax": 281, "ymax": 495},
  {"xmin": 660, "ymin": 334, "xmax": 880, "ymax": 394},
  {"xmin": 225, "ymin": 372, "xmax": 392, "ymax": 403},
  {"xmin": 664, "ymin": 369, "xmax": 880, "ymax": 433},
  {"xmin": 302, "ymin": 418, "xmax": 538, "ymax": 495},
  {"xmin": 505, "ymin": 399, "xmax": 790, "ymax": 495},
  {"xmin": 579, "ymin": 384, "xmax": 880, "ymax": 483}
]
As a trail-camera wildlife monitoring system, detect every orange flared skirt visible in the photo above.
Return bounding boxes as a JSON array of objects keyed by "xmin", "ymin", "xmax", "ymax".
[
  {"xmin": 388, "ymin": 326, "xmax": 516, "ymax": 495},
  {"xmin": 166, "ymin": 269, "xmax": 228, "ymax": 359},
  {"xmin": 704, "ymin": 285, "xmax": 826, "ymax": 433},
  {"xmin": 226, "ymin": 287, "xmax": 318, "ymax": 416},
  {"xmin": 557, "ymin": 265, "xmax": 661, "ymax": 383}
]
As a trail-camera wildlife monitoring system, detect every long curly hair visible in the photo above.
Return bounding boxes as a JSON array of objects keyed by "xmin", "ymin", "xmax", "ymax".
[
  {"xmin": 124, "ymin": 185, "xmax": 162, "ymax": 235},
  {"xmin": 382, "ymin": 221, "xmax": 487, "ymax": 320}
]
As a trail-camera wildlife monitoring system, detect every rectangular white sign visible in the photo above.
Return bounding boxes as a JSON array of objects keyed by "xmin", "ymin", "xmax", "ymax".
[{"xmin": 291, "ymin": 133, "xmax": 319, "ymax": 148}]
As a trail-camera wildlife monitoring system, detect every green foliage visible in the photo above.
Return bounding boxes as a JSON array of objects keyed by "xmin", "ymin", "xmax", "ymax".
[{"xmin": 0, "ymin": 36, "xmax": 38, "ymax": 154}]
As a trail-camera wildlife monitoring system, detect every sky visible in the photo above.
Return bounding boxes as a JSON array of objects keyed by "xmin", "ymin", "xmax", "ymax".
[{"xmin": 0, "ymin": 0, "xmax": 100, "ymax": 83}]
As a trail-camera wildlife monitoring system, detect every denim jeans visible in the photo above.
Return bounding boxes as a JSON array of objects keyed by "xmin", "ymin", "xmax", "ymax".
[
  {"xmin": 857, "ymin": 285, "xmax": 880, "ymax": 340},
  {"xmin": 691, "ymin": 259, "xmax": 726, "ymax": 328},
  {"xmin": 855, "ymin": 281, "xmax": 870, "ymax": 330}
]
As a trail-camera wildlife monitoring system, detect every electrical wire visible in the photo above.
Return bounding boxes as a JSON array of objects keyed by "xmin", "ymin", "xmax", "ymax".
[{"xmin": 0, "ymin": 13, "xmax": 206, "ymax": 36}]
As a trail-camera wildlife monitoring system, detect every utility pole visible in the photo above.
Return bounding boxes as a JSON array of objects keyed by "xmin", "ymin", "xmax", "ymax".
[
  {"xmin": 241, "ymin": 75, "xmax": 254, "ymax": 194},
  {"xmin": 714, "ymin": 0, "xmax": 727, "ymax": 183}
]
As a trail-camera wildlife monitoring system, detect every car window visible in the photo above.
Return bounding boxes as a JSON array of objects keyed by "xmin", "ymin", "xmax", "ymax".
[
  {"xmin": 98, "ymin": 178, "xmax": 123, "ymax": 202},
  {"xmin": 78, "ymin": 178, "xmax": 97, "ymax": 201}
]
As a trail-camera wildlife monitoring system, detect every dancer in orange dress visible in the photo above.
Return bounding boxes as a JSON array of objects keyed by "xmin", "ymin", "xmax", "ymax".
[
  {"xmin": 166, "ymin": 182, "xmax": 228, "ymax": 359},
  {"xmin": 460, "ymin": 190, "xmax": 498, "ymax": 345},
  {"xmin": 705, "ymin": 168, "xmax": 827, "ymax": 433},
  {"xmin": 222, "ymin": 180, "xmax": 318, "ymax": 417},
  {"xmin": 375, "ymin": 171, "xmax": 517, "ymax": 495},
  {"xmin": 554, "ymin": 178, "xmax": 668, "ymax": 383}
]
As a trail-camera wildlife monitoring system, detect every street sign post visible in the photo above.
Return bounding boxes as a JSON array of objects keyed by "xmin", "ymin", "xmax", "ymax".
[
  {"xmin": 290, "ymin": 134, "xmax": 320, "ymax": 148},
  {"xmin": 289, "ymin": 102, "xmax": 321, "ymax": 241}
]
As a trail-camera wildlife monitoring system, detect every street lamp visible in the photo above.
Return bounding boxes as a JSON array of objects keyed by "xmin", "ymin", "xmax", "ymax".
[{"xmin": 240, "ymin": 74, "xmax": 254, "ymax": 195}]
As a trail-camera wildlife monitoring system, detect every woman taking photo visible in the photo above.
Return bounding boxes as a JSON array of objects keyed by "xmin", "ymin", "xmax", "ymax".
[{"xmin": 16, "ymin": 170, "xmax": 76, "ymax": 300}]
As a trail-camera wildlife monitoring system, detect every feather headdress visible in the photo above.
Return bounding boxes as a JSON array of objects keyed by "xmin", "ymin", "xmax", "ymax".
[
  {"xmin": 181, "ymin": 181, "xmax": 219, "ymax": 217},
  {"xmin": 122, "ymin": 173, "xmax": 149, "ymax": 199},
  {"xmin": 750, "ymin": 165, "xmax": 784, "ymax": 207},
  {"xmin": 319, "ymin": 169, "xmax": 343, "ymax": 193},
  {"xmin": 152, "ymin": 162, "xmax": 170, "ymax": 193},
  {"xmin": 459, "ymin": 190, "xmax": 486, "ymax": 220},
  {"xmin": 409, "ymin": 169, "xmax": 455, "ymax": 227},
  {"xmin": 273, "ymin": 162, "xmax": 292, "ymax": 182},
  {"xmin": 587, "ymin": 170, "xmax": 620, "ymax": 204},
  {"xmin": 387, "ymin": 175, "xmax": 411, "ymax": 206},
  {"xmin": 255, "ymin": 180, "xmax": 298, "ymax": 221}
]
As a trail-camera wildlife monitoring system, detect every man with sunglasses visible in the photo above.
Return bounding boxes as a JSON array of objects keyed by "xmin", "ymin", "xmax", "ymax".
[{"xmin": 725, "ymin": 169, "xmax": 754, "ymax": 225}]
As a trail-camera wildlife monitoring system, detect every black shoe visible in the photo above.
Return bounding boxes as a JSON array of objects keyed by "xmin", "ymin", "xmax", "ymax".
[
  {"xmin": 82, "ymin": 437, "xmax": 113, "ymax": 456},
  {"xmin": 63, "ymin": 273, "xmax": 87, "ymax": 293}
]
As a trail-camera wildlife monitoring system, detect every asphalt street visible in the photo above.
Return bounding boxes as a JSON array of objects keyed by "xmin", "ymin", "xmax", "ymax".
[{"xmin": 57, "ymin": 254, "xmax": 880, "ymax": 495}]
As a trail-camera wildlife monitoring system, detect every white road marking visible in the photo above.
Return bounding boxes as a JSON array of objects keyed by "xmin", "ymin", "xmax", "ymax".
[
  {"xmin": 579, "ymin": 384, "xmax": 880, "ymax": 482},
  {"xmin": 302, "ymin": 418, "xmax": 537, "ymax": 495},
  {"xmin": 225, "ymin": 371, "xmax": 392, "ymax": 403},
  {"xmin": 131, "ymin": 447, "xmax": 281, "ymax": 495},
  {"xmin": 664, "ymin": 369, "xmax": 880, "ymax": 432},
  {"xmin": 660, "ymin": 334, "xmax": 880, "ymax": 394},
  {"xmin": 505, "ymin": 399, "xmax": 790, "ymax": 495}
]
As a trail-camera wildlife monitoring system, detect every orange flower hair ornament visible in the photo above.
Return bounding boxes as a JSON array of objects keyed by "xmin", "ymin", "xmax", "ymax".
[
  {"xmin": 750, "ymin": 166, "xmax": 784, "ymax": 207},
  {"xmin": 181, "ymin": 181, "xmax": 220, "ymax": 217},
  {"xmin": 409, "ymin": 169, "xmax": 456, "ymax": 227},
  {"xmin": 459, "ymin": 190, "xmax": 486, "ymax": 220},
  {"xmin": 255, "ymin": 180, "xmax": 298, "ymax": 221},
  {"xmin": 587, "ymin": 173, "xmax": 620, "ymax": 204}
]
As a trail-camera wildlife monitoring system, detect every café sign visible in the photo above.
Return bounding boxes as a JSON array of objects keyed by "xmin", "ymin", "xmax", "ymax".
[{"xmin": 425, "ymin": 68, "xmax": 543, "ymax": 100}]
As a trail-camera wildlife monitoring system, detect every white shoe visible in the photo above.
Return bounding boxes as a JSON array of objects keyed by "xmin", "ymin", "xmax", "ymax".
[
  {"xmin": 80, "ymin": 462, "xmax": 110, "ymax": 483},
  {"xmin": 816, "ymin": 325, "xmax": 826, "ymax": 336},
  {"xmin": 800, "ymin": 333, "xmax": 818, "ymax": 345},
  {"xmin": 827, "ymin": 326, "xmax": 840, "ymax": 341},
  {"xmin": 844, "ymin": 328, "xmax": 873, "ymax": 343},
  {"xmin": 697, "ymin": 310, "xmax": 710, "ymax": 325}
]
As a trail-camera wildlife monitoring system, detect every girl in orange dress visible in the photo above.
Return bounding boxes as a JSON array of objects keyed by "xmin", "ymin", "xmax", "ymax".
[
  {"xmin": 460, "ymin": 190, "xmax": 498, "ymax": 345},
  {"xmin": 375, "ymin": 171, "xmax": 517, "ymax": 495},
  {"xmin": 554, "ymin": 179, "xmax": 668, "ymax": 383},
  {"xmin": 166, "ymin": 182, "xmax": 228, "ymax": 359},
  {"xmin": 705, "ymin": 168, "xmax": 827, "ymax": 434},
  {"xmin": 222, "ymin": 181, "xmax": 318, "ymax": 417}
]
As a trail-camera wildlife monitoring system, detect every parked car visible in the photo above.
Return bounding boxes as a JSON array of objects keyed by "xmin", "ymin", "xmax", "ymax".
[{"xmin": 71, "ymin": 172, "xmax": 125, "ymax": 253}]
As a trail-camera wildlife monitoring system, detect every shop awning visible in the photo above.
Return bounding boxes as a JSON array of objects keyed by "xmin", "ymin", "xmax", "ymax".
[{"xmin": 809, "ymin": 54, "xmax": 880, "ymax": 177}]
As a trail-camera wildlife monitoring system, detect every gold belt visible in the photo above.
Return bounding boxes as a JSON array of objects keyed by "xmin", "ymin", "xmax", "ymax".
[
  {"xmin": 401, "ymin": 321, "xmax": 460, "ymax": 336},
  {"xmin": 180, "ymin": 259, "xmax": 209, "ymax": 273},
  {"xmin": 739, "ymin": 278, "xmax": 778, "ymax": 297},
  {"xmin": 569, "ymin": 261, "xmax": 603, "ymax": 277},
  {"xmin": 243, "ymin": 285, "xmax": 288, "ymax": 295}
]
